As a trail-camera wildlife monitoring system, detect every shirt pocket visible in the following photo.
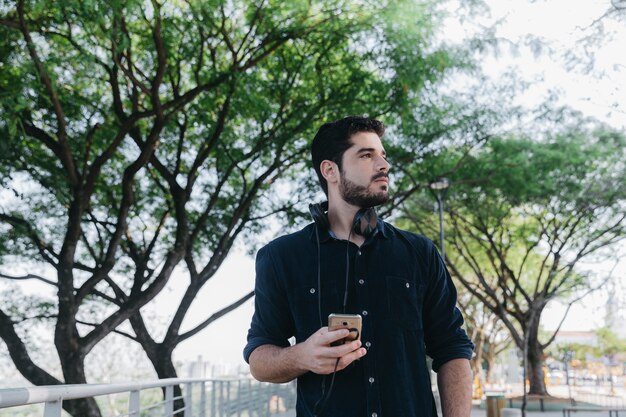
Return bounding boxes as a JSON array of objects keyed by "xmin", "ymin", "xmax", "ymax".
[
  {"xmin": 292, "ymin": 283, "xmax": 340, "ymax": 341},
  {"xmin": 386, "ymin": 275, "xmax": 423, "ymax": 331}
]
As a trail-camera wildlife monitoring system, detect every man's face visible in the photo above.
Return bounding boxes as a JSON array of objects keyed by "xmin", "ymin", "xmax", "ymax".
[{"xmin": 338, "ymin": 131, "xmax": 390, "ymax": 207}]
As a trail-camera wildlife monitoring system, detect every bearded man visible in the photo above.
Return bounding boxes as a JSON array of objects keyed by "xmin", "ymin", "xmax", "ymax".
[{"xmin": 244, "ymin": 116, "xmax": 474, "ymax": 417}]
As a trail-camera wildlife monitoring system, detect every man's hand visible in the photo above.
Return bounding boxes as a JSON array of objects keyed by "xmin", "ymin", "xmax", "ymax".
[
  {"xmin": 248, "ymin": 326, "xmax": 367, "ymax": 383},
  {"xmin": 298, "ymin": 326, "xmax": 367, "ymax": 374}
]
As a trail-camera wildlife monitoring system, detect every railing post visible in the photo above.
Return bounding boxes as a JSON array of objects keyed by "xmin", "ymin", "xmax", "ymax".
[
  {"xmin": 43, "ymin": 400, "xmax": 62, "ymax": 417},
  {"xmin": 211, "ymin": 380, "xmax": 216, "ymax": 417},
  {"xmin": 200, "ymin": 381, "xmax": 206, "ymax": 417},
  {"xmin": 165, "ymin": 385, "xmax": 174, "ymax": 417},
  {"xmin": 129, "ymin": 390, "xmax": 140, "ymax": 417},
  {"xmin": 266, "ymin": 383, "xmax": 271, "ymax": 417},
  {"xmin": 248, "ymin": 379, "xmax": 252, "ymax": 406},
  {"xmin": 185, "ymin": 382, "xmax": 192, "ymax": 417},
  {"xmin": 237, "ymin": 379, "xmax": 242, "ymax": 417},
  {"xmin": 226, "ymin": 380, "xmax": 231, "ymax": 416},
  {"xmin": 219, "ymin": 380, "xmax": 225, "ymax": 417}
]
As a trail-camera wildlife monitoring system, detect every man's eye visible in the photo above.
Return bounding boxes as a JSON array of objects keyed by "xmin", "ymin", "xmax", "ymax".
[{"xmin": 361, "ymin": 153, "xmax": 371, "ymax": 158}]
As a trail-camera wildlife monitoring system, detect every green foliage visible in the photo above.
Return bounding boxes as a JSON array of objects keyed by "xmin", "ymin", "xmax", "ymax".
[
  {"xmin": 442, "ymin": 122, "xmax": 625, "ymax": 300},
  {"xmin": 594, "ymin": 327, "xmax": 626, "ymax": 359},
  {"xmin": 547, "ymin": 329, "xmax": 626, "ymax": 367},
  {"xmin": 549, "ymin": 342, "xmax": 595, "ymax": 367}
]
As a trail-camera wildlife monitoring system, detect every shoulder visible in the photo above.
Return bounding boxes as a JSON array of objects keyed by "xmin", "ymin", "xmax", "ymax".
[
  {"xmin": 382, "ymin": 221, "xmax": 441, "ymax": 273},
  {"xmin": 259, "ymin": 223, "xmax": 315, "ymax": 256},
  {"xmin": 383, "ymin": 221, "xmax": 436, "ymax": 253}
]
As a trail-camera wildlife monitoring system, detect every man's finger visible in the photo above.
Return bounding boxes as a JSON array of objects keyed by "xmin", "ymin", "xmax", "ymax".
[
  {"xmin": 321, "ymin": 328, "xmax": 350, "ymax": 344},
  {"xmin": 332, "ymin": 339, "xmax": 362, "ymax": 357},
  {"xmin": 337, "ymin": 347, "xmax": 367, "ymax": 370}
]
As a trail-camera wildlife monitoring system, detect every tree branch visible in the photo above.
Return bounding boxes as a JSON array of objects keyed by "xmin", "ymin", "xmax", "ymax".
[
  {"xmin": 0, "ymin": 309, "xmax": 62, "ymax": 386},
  {"xmin": 0, "ymin": 213, "xmax": 59, "ymax": 266},
  {"xmin": 75, "ymin": 319, "xmax": 138, "ymax": 342},
  {"xmin": 17, "ymin": 0, "xmax": 78, "ymax": 187},
  {"xmin": 177, "ymin": 291, "xmax": 254, "ymax": 343},
  {"xmin": 0, "ymin": 272, "xmax": 58, "ymax": 287}
]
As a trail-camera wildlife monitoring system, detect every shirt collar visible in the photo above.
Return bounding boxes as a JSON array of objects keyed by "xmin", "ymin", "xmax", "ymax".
[{"xmin": 309, "ymin": 218, "xmax": 389, "ymax": 243}]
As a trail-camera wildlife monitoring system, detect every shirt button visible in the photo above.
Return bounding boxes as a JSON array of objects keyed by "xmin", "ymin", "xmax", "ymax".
[
  {"xmin": 369, "ymin": 377, "xmax": 375, "ymax": 383},
  {"xmin": 361, "ymin": 310, "xmax": 368, "ymax": 316},
  {"xmin": 406, "ymin": 282, "xmax": 410, "ymax": 288},
  {"xmin": 365, "ymin": 341, "xmax": 371, "ymax": 348},
  {"xmin": 309, "ymin": 288, "xmax": 316, "ymax": 294},
  {"xmin": 358, "ymin": 279, "xmax": 365, "ymax": 285},
  {"xmin": 372, "ymin": 413, "xmax": 378, "ymax": 417},
  {"xmin": 357, "ymin": 250, "xmax": 362, "ymax": 256}
]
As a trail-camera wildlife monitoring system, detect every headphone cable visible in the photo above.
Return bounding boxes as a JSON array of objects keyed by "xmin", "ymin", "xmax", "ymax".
[
  {"xmin": 314, "ymin": 227, "xmax": 353, "ymax": 416},
  {"xmin": 313, "ymin": 358, "xmax": 340, "ymax": 417},
  {"xmin": 341, "ymin": 228, "xmax": 352, "ymax": 313},
  {"xmin": 314, "ymin": 224, "xmax": 323, "ymax": 328}
]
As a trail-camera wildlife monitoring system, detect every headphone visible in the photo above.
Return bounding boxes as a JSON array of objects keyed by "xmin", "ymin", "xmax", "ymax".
[
  {"xmin": 308, "ymin": 201, "xmax": 378, "ymax": 417},
  {"xmin": 308, "ymin": 201, "xmax": 378, "ymax": 238}
]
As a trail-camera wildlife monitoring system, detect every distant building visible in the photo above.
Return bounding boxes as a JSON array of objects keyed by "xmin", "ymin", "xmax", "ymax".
[
  {"xmin": 605, "ymin": 277, "xmax": 626, "ymax": 339},
  {"xmin": 183, "ymin": 355, "xmax": 249, "ymax": 378},
  {"xmin": 554, "ymin": 331, "xmax": 598, "ymax": 346}
]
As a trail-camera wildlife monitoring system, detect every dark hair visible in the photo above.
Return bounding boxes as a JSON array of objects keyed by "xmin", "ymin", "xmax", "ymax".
[{"xmin": 311, "ymin": 115, "xmax": 385, "ymax": 196}]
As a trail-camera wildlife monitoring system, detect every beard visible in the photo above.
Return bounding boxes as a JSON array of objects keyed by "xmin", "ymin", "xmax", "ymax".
[{"xmin": 339, "ymin": 173, "xmax": 390, "ymax": 208}]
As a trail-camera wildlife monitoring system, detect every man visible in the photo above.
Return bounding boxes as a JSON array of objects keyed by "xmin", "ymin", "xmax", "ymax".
[{"xmin": 244, "ymin": 116, "xmax": 474, "ymax": 417}]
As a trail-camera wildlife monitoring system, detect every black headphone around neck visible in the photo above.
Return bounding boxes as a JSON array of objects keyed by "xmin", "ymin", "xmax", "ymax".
[{"xmin": 308, "ymin": 201, "xmax": 378, "ymax": 238}]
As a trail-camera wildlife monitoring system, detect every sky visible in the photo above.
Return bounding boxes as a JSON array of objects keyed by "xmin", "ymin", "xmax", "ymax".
[{"xmin": 2, "ymin": 0, "xmax": 625, "ymax": 380}]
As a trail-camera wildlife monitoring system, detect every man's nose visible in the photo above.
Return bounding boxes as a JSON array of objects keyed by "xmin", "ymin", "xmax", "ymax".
[{"xmin": 376, "ymin": 155, "xmax": 390, "ymax": 172}]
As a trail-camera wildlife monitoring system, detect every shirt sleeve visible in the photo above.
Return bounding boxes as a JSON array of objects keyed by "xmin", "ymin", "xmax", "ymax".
[
  {"xmin": 422, "ymin": 240, "xmax": 474, "ymax": 372},
  {"xmin": 243, "ymin": 244, "xmax": 294, "ymax": 363}
]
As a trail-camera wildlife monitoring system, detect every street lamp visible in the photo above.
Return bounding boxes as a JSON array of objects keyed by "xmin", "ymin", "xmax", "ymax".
[{"xmin": 429, "ymin": 177, "xmax": 450, "ymax": 262}]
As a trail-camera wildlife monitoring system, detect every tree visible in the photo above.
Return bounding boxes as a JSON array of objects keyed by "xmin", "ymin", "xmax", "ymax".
[
  {"xmin": 458, "ymin": 290, "xmax": 511, "ymax": 386},
  {"xmin": 0, "ymin": 1, "xmax": 470, "ymax": 416},
  {"xmin": 399, "ymin": 116, "xmax": 626, "ymax": 395},
  {"xmin": 595, "ymin": 327, "xmax": 626, "ymax": 366}
]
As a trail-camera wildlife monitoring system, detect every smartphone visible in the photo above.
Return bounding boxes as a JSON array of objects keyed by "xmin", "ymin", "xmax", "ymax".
[{"xmin": 328, "ymin": 313, "xmax": 362, "ymax": 346}]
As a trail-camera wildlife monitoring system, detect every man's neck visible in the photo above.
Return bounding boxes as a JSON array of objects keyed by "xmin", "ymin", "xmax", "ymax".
[{"xmin": 327, "ymin": 199, "xmax": 366, "ymax": 246}]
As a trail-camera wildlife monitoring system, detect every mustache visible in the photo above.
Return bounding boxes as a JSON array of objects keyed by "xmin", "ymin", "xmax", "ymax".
[{"xmin": 372, "ymin": 172, "xmax": 389, "ymax": 181}]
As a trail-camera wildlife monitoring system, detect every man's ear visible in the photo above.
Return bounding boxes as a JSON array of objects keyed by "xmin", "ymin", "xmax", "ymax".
[{"xmin": 320, "ymin": 160, "xmax": 338, "ymax": 184}]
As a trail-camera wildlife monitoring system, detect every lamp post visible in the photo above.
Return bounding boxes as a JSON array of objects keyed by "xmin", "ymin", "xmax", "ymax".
[{"xmin": 429, "ymin": 177, "xmax": 450, "ymax": 262}]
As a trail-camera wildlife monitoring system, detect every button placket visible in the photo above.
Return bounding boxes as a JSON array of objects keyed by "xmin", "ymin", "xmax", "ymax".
[{"xmin": 355, "ymin": 244, "xmax": 381, "ymax": 414}]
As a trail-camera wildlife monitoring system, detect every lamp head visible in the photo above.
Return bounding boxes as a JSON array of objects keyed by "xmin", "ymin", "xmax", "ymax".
[{"xmin": 429, "ymin": 177, "xmax": 450, "ymax": 190}]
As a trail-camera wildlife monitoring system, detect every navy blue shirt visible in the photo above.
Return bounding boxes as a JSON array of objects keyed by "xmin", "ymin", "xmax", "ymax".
[{"xmin": 244, "ymin": 220, "xmax": 474, "ymax": 417}]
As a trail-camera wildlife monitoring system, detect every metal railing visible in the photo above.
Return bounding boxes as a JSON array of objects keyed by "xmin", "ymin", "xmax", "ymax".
[{"xmin": 0, "ymin": 377, "xmax": 297, "ymax": 417}]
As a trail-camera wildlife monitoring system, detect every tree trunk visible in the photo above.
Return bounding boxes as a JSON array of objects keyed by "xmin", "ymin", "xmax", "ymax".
[
  {"xmin": 150, "ymin": 345, "xmax": 185, "ymax": 417},
  {"xmin": 129, "ymin": 315, "xmax": 186, "ymax": 416},
  {"xmin": 471, "ymin": 333, "xmax": 484, "ymax": 379},
  {"xmin": 485, "ymin": 349, "xmax": 496, "ymax": 384},
  {"xmin": 59, "ymin": 353, "xmax": 102, "ymax": 417},
  {"xmin": 526, "ymin": 313, "xmax": 548, "ymax": 395},
  {"xmin": 62, "ymin": 397, "xmax": 103, "ymax": 417}
]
